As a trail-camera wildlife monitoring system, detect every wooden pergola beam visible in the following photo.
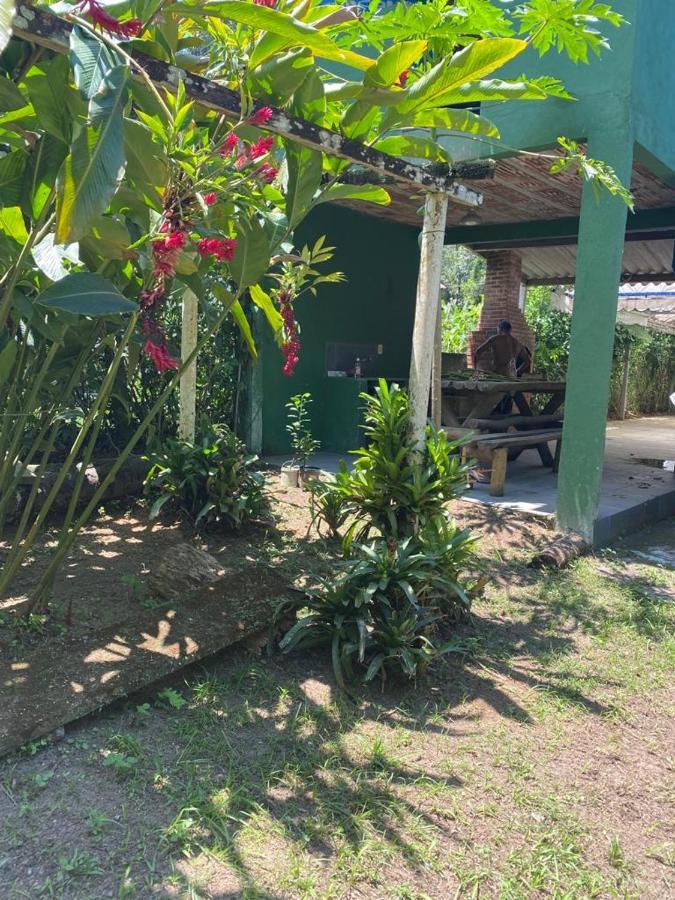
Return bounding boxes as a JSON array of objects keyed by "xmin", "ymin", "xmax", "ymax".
[{"xmin": 12, "ymin": 2, "xmax": 485, "ymax": 203}]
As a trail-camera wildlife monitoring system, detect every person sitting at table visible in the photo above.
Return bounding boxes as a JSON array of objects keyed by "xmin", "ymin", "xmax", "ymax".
[
  {"xmin": 474, "ymin": 320, "xmax": 531, "ymax": 414},
  {"xmin": 473, "ymin": 320, "xmax": 528, "ymax": 377}
]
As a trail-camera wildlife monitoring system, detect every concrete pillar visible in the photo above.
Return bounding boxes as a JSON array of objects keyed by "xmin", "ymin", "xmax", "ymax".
[
  {"xmin": 556, "ymin": 133, "xmax": 634, "ymax": 540},
  {"xmin": 467, "ymin": 250, "xmax": 534, "ymax": 366}
]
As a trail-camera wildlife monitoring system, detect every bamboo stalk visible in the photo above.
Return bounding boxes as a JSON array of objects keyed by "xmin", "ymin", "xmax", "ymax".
[
  {"xmin": 0, "ymin": 324, "xmax": 99, "ymax": 532},
  {"xmin": 0, "ymin": 314, "xmax": 138, "ymax": 598}
]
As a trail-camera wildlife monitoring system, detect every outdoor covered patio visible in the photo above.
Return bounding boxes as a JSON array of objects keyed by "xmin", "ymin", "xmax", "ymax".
[{"xmin": 464, "ymin": 416, "xmax": 674, "ymax": 545}]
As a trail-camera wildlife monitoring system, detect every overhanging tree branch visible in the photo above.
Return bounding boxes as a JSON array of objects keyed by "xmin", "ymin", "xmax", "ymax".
[{"xmin": 12, "ymin": 2, "xmax": 489, "ymax": 203}]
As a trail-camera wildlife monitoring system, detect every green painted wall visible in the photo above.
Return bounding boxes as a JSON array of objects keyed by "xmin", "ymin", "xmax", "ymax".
[
  {"xmin": 258, "ymin": 204, "xmax": 420, "ymax": 455},
  {"xmin": 633, "ymin": 0, "xmax": 675, "ymax": 179}
]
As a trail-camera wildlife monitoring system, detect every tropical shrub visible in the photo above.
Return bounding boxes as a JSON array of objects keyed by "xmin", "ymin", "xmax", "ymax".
[
  {"xmin": 283, "ymin": 380, "xmax": 477, "ymax": 684},
  {"xmin": 280, "ymin": 520, "xmax": 477, "ymax": 687},
  {"xmin": 145, "ymin": 426, "xmax": 265, "ymax": 529},
  {"xmin": 342, "ymin": 380, "xmax": 471, "ymax": 544},
  {"xmin": 308, "ymin": 477, "xmax": 352, "ymax": 539}
]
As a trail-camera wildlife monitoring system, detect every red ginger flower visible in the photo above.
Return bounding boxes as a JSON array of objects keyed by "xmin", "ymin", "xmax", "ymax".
[
  {"xmin": 253, "ymin": 0, "xmax": 276, "ymax": 6},
  {"xmin": 203, "ymin": 192, "xmax": 217, "ymax": 206},
  {"xmin": 249, "ymin": 136, "xmax": 274, "ymax": 160},
  {"xmin": 75, "ymin": 0, "xmax": 142, "ymax": 37},
  {"xmin": 220, "ymin": 132, "xmax": 239, "ymax": 156},
  {"xmin": 151, "ymin": 228, "xmax": 186, "ymax": 278},
  {"xmin": 258, "ymin": 162, "xmax": 278, "ymax": 184},
  {"xmin": 143, "ymin": 338, "xmax": 178, "ymax": 374},
  {"xmin": 249, "ymin": 106, "xmax": 273, "ymax": 126},
  {"xmin": 235, "ymin": 152, "xmax": 249, "ymax": 170},
  {"xmin": 197, "ymin": 237, "xmax": 237, "ymax": 262}
]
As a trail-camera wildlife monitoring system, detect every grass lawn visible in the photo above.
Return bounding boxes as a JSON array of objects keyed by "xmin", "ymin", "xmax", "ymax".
[{"xmin": 0, "ymin": 483, "xmax": 673, "ymax": 899}]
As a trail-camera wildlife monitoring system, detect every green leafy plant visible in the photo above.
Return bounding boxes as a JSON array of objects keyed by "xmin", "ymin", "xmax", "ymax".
[
  {"xmin": 286, "ymin": 392, "xmax": 320, "ymax": 472},
  {"xmin": 155, "ymin": 687, "xmax": 188, "ymax": 710},
  {"xmin": 339, "ymin": 380, "xmax": 472, "ymax": 546},
  {"xmin": 282, "ymin": 380, "xmax": 478, "ymax": 685},
  {"xmin": 145, "ymin": 425, "xmax": 266, "ymax": 529},
  {"xmin": 280, "ymin": 521, "xmax": 477, "ymax": 687},
  {"xmin": 308, "ymin": 476, "xmax": 353, "ymax": 539}
]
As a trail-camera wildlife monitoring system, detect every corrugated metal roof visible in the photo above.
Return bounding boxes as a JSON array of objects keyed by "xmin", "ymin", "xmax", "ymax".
[
  {"xmin": 552, "ymin": 283, "xmax": 675, "ymax": 333},
  {"xmin": 520, "ymin": 240, "xmax": 675, "ymax": 285}
]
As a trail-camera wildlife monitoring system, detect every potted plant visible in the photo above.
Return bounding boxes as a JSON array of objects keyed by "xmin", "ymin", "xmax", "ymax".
[{"xmin": 282, "ymin": 393, "xmax": 320, "ymax": 488}]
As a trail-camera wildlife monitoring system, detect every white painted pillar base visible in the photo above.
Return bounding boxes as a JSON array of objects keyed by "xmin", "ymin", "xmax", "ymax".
[{"xmin": 179, "ymin": 289, "xmax": 198, "ymax": 442}]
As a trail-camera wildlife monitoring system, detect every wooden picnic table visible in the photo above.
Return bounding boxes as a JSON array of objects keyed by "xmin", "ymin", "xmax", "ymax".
[{"xmin": 441, "ymin": 376, "xmax": 566, "ymax": 468}]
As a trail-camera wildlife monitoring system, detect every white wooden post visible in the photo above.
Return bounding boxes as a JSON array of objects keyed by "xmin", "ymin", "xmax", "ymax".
[
  {"xmin": 618, "ymin": 343, "xmax": 630, "ymax": 420},
  {"xmin": 431, "ymin": 296, "xmax": 443, "ymax": 427},
  {"xmin": 408, "ymin": 192, "xmax": 449, "ymax": 448},
  {"xmin": 179, "ymin": 289, "xmax": 199, "ymax": 441}
]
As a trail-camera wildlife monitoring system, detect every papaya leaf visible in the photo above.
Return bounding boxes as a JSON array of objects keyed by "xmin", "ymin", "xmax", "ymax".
[
  {"xmin": 172, "ymin": 1, "xmax": 374, "ymax": 72},
  {"xmin": 35, "ymin": 272, "xmax": 137, "ymax": 316}
]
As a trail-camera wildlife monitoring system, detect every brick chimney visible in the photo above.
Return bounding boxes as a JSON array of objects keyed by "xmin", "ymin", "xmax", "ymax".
[{"xmin": 466, "ymin": 250, "xmax": 534, "ymax": 366}]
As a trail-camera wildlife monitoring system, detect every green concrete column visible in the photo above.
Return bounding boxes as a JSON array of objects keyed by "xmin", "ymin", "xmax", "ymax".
[{"xmin": 556, "ymin": 131, "xmax": 634, "ymax": 540}]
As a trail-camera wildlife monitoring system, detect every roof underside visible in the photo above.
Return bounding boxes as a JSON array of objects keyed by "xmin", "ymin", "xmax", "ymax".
[{"xmin": 338, "ymin": 149, "xmax": 675, "ymax": 283}]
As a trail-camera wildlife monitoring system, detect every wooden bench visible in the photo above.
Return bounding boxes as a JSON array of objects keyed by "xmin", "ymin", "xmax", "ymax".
[
  {"xmin": 462, "ymin": 428, "xmax": 563, "ymax": 497},
  {"xmin": 464, "ymin": 414, "xmax": 563, "ymax": 431}
]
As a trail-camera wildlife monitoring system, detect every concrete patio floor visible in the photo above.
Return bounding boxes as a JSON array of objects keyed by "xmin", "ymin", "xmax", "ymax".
[
  {"xmin": 465, "ymin": 416, "xmax": 675, "ymax": 543},
  {"xmin": 266, "ymin": 416, "xmax": 675, "ymax": 546}
]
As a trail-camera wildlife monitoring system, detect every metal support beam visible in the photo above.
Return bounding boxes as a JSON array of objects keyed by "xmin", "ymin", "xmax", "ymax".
[
  {"xmin": 556, "ymin": 132, "xmax": 634, "ymax": 541},
  {"xmin": 408, "ymin": 192, "xmax": 449, "ymax": 448}
]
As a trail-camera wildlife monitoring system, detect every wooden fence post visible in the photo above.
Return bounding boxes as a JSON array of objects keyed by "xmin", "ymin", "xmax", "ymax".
[
  {"xmin": 409, "ymin": 192, "xmax": 449, "ymax": 449},
  {"xmin": 179, "ymin": 289, "xmax": 199, "ymax": 441}
]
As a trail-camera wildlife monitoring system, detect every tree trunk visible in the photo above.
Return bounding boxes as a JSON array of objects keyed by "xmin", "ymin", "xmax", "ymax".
[{"xmin": 408, "ymin": 192, "xmax": 449, "ymax": 449}]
